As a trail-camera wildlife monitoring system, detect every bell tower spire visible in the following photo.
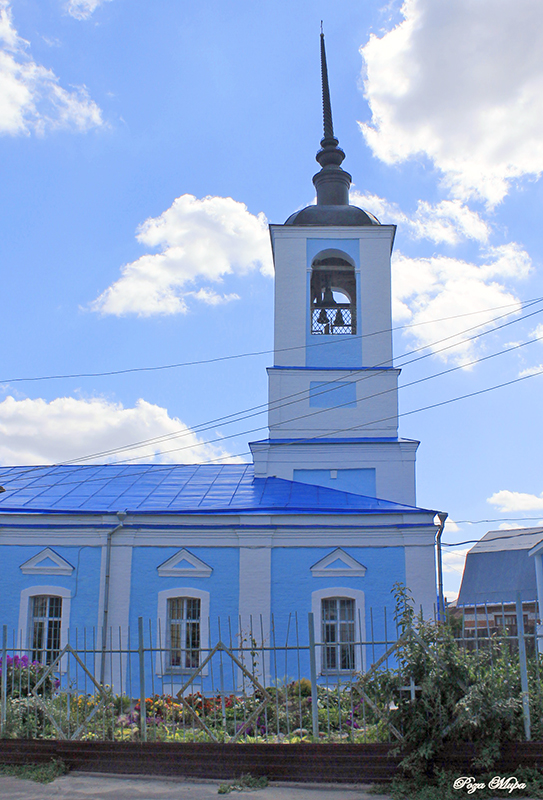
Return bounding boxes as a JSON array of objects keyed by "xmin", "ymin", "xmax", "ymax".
[
  {"xmin": 313, "ymin": 30, "xmax": 352, "ymax": 206},
  {"xmin": 320, "ymin": 27, "xmax": 336, "ymax": 145},
  {"xmin": 250, "ymin": 31, "xmax": 419, "ymax": 511}
]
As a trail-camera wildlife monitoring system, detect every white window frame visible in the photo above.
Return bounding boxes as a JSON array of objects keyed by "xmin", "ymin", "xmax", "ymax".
[
  {"xmin": 156, "ymin": 587, "xmax": 210, "ymax": 677},
  {"xmin": 311, "ymin": 587, "xmax": 365, "ymax": 676},
  {"xmin": 18, "ymin": 586, "xmax": 71, "ymax": 673}
]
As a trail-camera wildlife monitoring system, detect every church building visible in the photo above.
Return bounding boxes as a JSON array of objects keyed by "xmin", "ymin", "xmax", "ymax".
[{"xmin": 0, "ymin": 36, "xmax": 440, "ymax": 692}]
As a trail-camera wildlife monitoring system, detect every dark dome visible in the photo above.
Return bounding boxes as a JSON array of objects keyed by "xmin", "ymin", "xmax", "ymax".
[{"xmin": 285, "ymin": 204, "xmax": 380, "ymax": 226}]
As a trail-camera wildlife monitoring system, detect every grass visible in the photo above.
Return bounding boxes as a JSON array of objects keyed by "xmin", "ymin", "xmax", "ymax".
[
  {"xmin": 0, "ymin": 758, "xmax": 68, "ymax": 784},
  {"xmin": 218, "ymin": 773, "xmax": 269, "ymax": 794}
]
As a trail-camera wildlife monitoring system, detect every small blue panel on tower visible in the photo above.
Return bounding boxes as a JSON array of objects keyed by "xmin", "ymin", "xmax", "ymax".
[
  {"xmin": 309, "ymin": 381, "xmax": 356, "ymax": 408},
  {"xmin": 294, "ymin": 468, "xmax": 376, "ymax": 497}
]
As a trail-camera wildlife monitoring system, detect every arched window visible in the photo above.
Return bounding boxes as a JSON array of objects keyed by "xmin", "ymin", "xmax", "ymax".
[
  {"xmin": 30, "ymin": 595, "xmax": 63, "ymax": 665},
  {"xmin": 321, "ymin": 597, "xmax": 356, "ymax": 672},
  {"xmin": 18, "ymin": 585, "xmax": 71, "ymax": 671},
  {"xmin": 156, "ymin": 587, "xmax": 210, "ymax": 676},
  {"xmin": 311, "ymin": 587, "xmax": 365, "ymax": 675},
  {"xmin": 310, "ymin": 250, "xmax": 356, "ymax": 335},
  {"xmin": 167, "ymin": 596, "xmax": 201, "ymax": 670}
]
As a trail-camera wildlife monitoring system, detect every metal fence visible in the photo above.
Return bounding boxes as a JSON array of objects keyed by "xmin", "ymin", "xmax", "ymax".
[{"xmin": 0, "ymin": 601, "xmax": 539, "ymax": 743}]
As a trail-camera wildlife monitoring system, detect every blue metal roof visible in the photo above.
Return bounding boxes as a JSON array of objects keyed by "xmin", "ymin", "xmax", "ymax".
[
  {"xmin": 457, "ymin": 549, "xmax": 538, "ymax": 605},
  {"xmin": 456, "ymin": 528, "xmax": 543, "ymax": 605},
  {"xmin": 0, "ymin": 464, "xmax": 433, "ymax": 515}
]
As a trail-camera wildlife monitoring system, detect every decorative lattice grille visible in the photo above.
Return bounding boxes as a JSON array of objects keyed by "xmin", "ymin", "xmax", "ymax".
[{"xmin": 311, "ymin": 306, "xmax": 355, "ymax": 335}]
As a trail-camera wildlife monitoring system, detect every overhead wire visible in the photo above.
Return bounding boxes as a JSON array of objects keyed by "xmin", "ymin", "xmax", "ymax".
[
  {"xmin": 1, "ymin": 295, "xmax": 540, "ymax": 385},
  {"xmin": 0, "ymin": 305, "xmax": 542, "ymax": 483},
  {"xmin": 46, "ymin": 328, "xmax": 543, "ymax": 466},
  {"xmin": 2, "ymin": 295, "xmax": 541, "ymax": 476},
  {"xmin": 1, "ymin": 353, "xmax": 542, "ymax": 488}
]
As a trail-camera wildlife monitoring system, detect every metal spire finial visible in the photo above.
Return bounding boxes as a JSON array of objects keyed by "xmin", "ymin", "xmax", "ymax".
[
  {"xmin": 320, "ymin": 30, "xmax": 335, "ymax": 144},
  {"xmin": 313, "ymin": 29, "xmax": 351, "ymax": 205}
]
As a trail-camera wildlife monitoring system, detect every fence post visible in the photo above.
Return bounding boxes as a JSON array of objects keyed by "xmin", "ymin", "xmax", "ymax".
[
  {"xmin": 138, "ymin": 617, "xmax": 147, "ymax": 742},
  {"xmin": 308, "ymin": 613, "xmax": 319, "ymax": 739},
  {"xmin": 1, "ymin": 625, "xmax": 7, "ymax": 735},
  {"xmin": 516, "ymin": 593, "xmax": 531, "ymax": 740}
]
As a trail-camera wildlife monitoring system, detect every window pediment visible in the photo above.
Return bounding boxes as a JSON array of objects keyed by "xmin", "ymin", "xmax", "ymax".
[
  {"xmin": 20, "ymin": 548, "xmax": 74, "ymax": 576},
  {"xmin": 310, "ymin": 548, "xmax": 367, "ymax": 578},
  {"xmin": 157, "ymin": 548, "xmax": 212, "ymax": 578}
]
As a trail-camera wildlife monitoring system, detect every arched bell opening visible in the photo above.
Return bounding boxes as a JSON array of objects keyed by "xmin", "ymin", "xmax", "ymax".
[{"xmin": 310, "ymin": 250, "xmax": 356, "ymax": 335}]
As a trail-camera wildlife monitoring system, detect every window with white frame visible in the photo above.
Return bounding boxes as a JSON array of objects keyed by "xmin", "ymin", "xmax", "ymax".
[
  {"xmin": 156, "ymin": 587, "xmax": 210, "ymax": 677},
  {"xmin": 30, "ymin": 595, "xmax": 63, "ymax": 665},
  {"xmin": 311, "ymin": 587, "xmax": 365, "ymax": 676},
  {"xmin": 321, "ymin": 597, "xmax": 356, "ymax": 673},
  {"xmin": 18, "ymin": 586, "xmax": 71, "ymax": 672},
  {"xmin": 167, "ymin": 596, "xmax": 201, "ymax": 670}
]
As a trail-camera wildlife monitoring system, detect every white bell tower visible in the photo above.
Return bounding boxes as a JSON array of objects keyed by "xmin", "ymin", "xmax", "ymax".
[{"xmin": 250, "ymin": 34, "xmax": 419, "ymax": 506}]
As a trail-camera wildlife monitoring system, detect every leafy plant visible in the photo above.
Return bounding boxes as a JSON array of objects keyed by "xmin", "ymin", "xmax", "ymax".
[
  {"xmin": 218, "ymin": 773, "xmax": 268, "ymax": 793},
  {"xmin": 0, "ymin": 654, "xmax": 56, "ymax": 699},
  {"xmin": 0, "ymin": 758, "xmax": 68, "ymax": 784},
  {"xmin": 385, "ymin": 584, "xmax": 532, "ymax": 776}
]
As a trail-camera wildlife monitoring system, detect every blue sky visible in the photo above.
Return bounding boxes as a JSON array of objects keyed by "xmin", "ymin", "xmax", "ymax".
[{"xmin": 1, "ymin": 0, "xmax": 543, "ymax": 600}]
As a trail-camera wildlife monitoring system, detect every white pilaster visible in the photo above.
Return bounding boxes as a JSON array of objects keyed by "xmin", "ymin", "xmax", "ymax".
[
  {"xmin": 404, "ymin": 544, "xmax": 437, "ymax": 619},
  {"xmin": 238, "ymin": 546, "xmax": 271, "ymax": 682}
]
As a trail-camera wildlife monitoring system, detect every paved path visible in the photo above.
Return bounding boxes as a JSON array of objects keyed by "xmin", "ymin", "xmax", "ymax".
[{"xmin": 0, "ymin": 773, "xmax": 393, "ymax": 800}]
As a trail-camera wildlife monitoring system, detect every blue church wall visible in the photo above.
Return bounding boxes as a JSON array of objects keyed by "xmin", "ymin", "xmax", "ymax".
[
  {"xmin": 270, "ymin": 545, "xmax": 405, "ymax": 679},
  {"xmin": 118, "ymin": 546, "xmax": 239, "ymax": 696},
  {"xmin": 293, "ymin": 468, "xmax": 376, "ymax": 497},
  {"xmin": 1, "ymin": 536, "xmax": 418, "ymax": 695},
  {"xmin": 128, "ymin": 545, "xmax": 240, "ymax": 638},
  {"xmin": 306, "ymin": 238, "xmax": 359, "ymax": 264},
  {"xmin": 0, "ymin": 544, "xmax": 102, "ymax": 638}
]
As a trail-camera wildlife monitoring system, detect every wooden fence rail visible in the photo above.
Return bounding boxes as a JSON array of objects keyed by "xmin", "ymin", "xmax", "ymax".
[{"xmin": 1, "ymin": 740, "xmax": 543, "ymax": 783}]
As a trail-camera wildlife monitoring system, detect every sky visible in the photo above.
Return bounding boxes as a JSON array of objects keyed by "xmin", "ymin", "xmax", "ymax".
[{"xmin": 1, "ymin": 0, "xmax": 543, "ymax": 601}]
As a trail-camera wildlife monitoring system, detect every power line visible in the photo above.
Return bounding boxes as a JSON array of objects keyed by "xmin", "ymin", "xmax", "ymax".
[
  {"xmin": 0, "ymin": 324, "xmax": 539, "ymax": 483},
  {"xmin": 2, "ymin": 297, "xmax": 540, "ymax": 476},
  {"xmin": 1, "ymin": 296, "xmax": 541, "ymax": 385},
  {"xmin": 443, "ymin": 527, "xmax": 543, "ymax": 547},
  {"xmin": 79, "ymin": 360, "xmax": 543, "ymax": 464},
  {"xmin": 1, "ymin": 357, "xmax": 542, "ymax": 488},
  {"xmin": 454, "ymin": 517, "xmax": 543, "ymax": 524},
  {"xmin": 41, "ymin": 326, "xmax": 543, "ymax": 466}
]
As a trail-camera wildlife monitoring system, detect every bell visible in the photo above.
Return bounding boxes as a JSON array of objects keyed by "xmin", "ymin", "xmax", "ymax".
[
  {"xmin": 317, "ymin": 308, "xmax": 328, "ymax": 325},
  {"xmin": 333, "ymin": 309, "xmax": 345, "ymax": 326},
  {"xmin": 323, "ymin": 286, "xmax": 336, "ymax": 306}
]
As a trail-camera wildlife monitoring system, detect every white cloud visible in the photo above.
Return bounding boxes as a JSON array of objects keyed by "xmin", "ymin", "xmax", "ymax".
[
  {"xmin": 487, "ymin": 489, "xmax": 543, "ymax": 513},
  {"xmin": 0, "ymin": 395, "xmax": 241, "ymax": 465},
  {"xmin": 519, "ymin": 364, "xmax": 543, "ymax": 378},
  {"xmin": 0, "ymin": 1, "xmax": 102, "ymax": 135},
  {"xmin": 360, "ymin": 0, "xmax": 543, "ymax": 204},
  {"xmin": 351, "ymin": 192, "xmax": 490, "ymax": 245},
  {"xmin": 65, "ymin": 0, "xmax": 111, "ymax": 20},
  {"xmin": 392, "ymin": 243, "xmax": 530, "ymax": 362},
  {"xmin": 442, "ymin": 547, "xmax": 469, "ymax": 576},
  {"xmin": 91, "ymin": 194, "xmax": 273, "ymax": 317}
]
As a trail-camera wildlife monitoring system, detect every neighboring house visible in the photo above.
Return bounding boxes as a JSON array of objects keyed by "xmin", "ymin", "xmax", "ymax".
[
  {"xmin": 454, "ymin": 527, "xmax": 543, "ymax": 642},
  {"xmin": 0, "ymin": 38, "xmax": 441, "ymax": 692}
]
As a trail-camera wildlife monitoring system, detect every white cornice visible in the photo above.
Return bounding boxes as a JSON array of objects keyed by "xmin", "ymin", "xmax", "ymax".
[{"xmin": 269, "ymin": 225, "xmax": 396, "ymax": 240}]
